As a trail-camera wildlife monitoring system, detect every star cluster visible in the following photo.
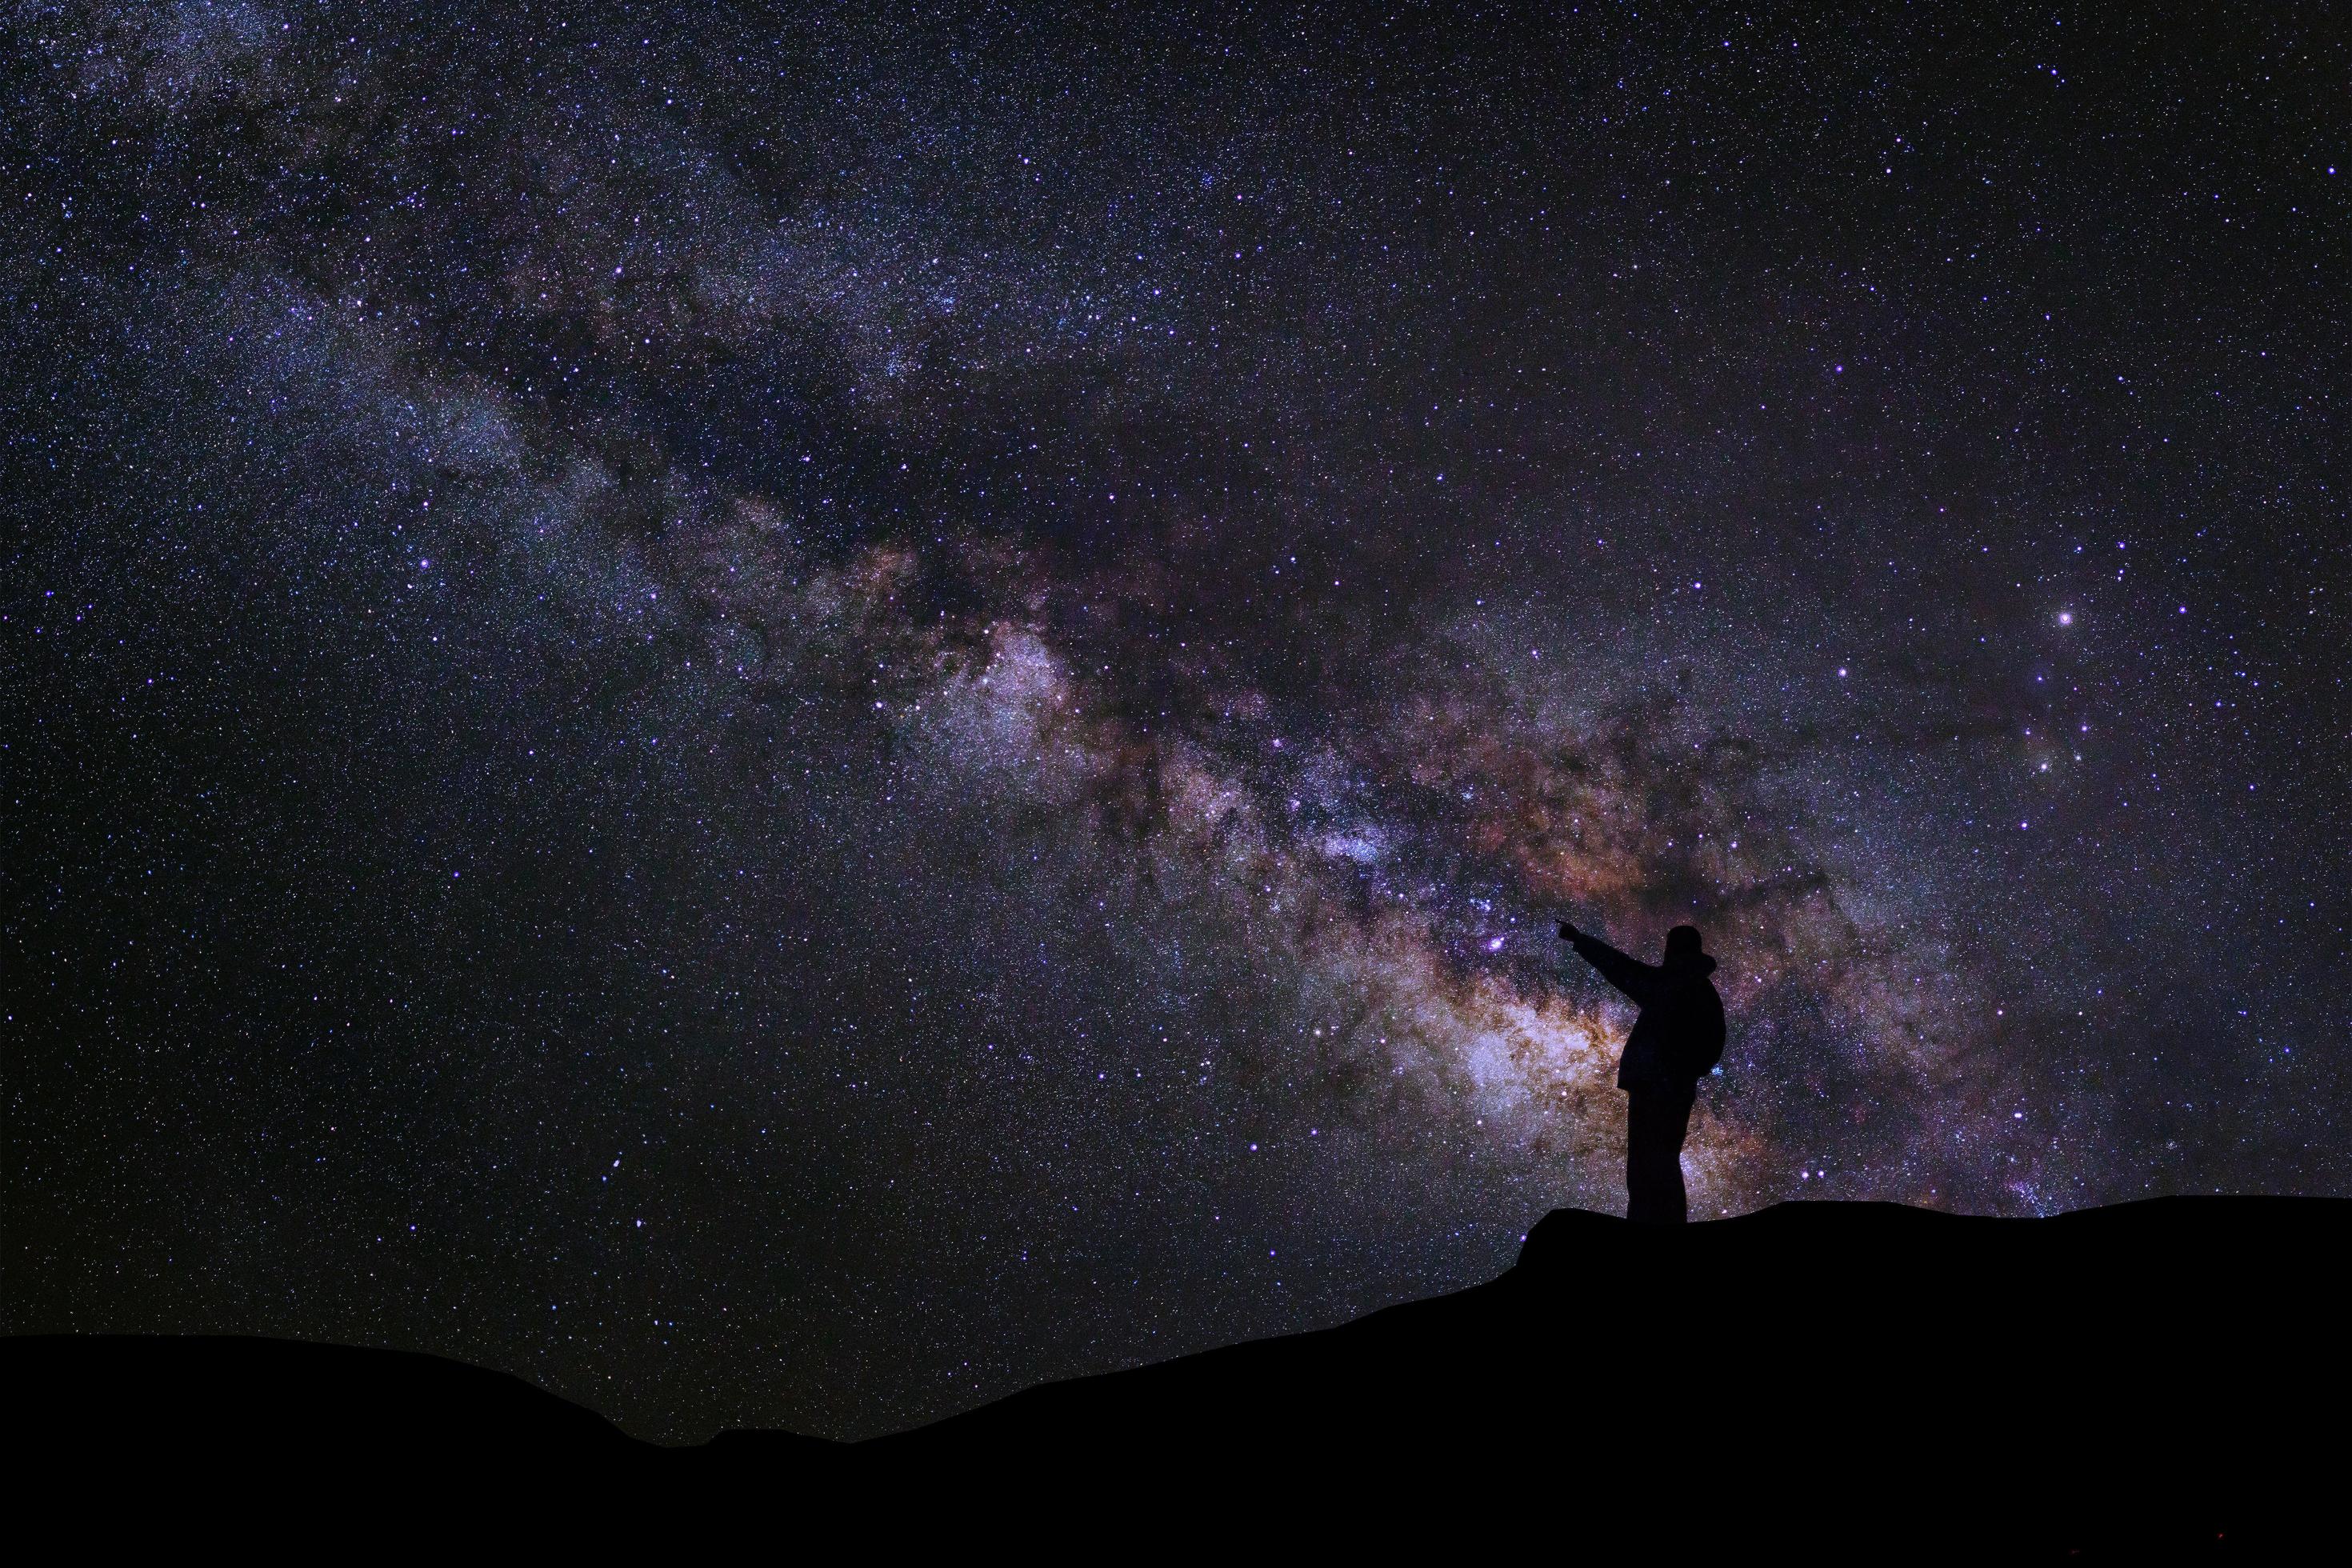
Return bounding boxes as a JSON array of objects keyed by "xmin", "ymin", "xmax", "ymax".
[{"xmin": 6, "ymin": 2, "xmax": 2346, "ymax": 1440}]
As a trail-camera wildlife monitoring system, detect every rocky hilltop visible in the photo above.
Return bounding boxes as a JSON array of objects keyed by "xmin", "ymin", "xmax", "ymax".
[{"xmin": 16, "ymin": 1197, "xmax": 2339, "ymax": 1558}]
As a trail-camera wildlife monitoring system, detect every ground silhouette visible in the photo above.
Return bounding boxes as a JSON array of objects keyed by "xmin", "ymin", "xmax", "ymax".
[{"xmin": 13, "ymin": 1197, "xmax": 2340, "ymax": 1557}]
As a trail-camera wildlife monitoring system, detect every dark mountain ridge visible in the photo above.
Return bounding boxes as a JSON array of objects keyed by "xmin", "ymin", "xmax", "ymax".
[{"xmin": 14, "ymin": 1197, "xmax": 2340, "ymax": 1557}]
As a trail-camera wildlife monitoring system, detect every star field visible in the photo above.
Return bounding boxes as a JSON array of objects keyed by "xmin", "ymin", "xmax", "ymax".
[{"xmin": 5, "ymin": 2, "xmax": 2348, "ymax": 1441}]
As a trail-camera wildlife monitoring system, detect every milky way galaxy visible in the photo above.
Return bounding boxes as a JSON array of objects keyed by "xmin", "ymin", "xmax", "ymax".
[{"xmin": 7, "ymin": 2, "xmax": 2348, "ymax": 1440}]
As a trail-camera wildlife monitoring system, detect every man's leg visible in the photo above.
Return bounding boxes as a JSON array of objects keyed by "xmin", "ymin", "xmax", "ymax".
[
  {"xmin": 1626, "ymin": 1094, "xmax": 1663, "ymax": 1222},
  {"xmin": 1626, "ymin": 1092, "xmax": 1694, "ymax": 1224},
  {"xmin": 1658, "ymin": 1090, "xmax": 1691, "ymax": 1223}
]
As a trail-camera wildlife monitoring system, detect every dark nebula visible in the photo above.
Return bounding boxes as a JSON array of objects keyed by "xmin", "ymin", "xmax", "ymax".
[{"xmin": 6, "ymin": 2, "xmax": 2346, "ymax": 1441}]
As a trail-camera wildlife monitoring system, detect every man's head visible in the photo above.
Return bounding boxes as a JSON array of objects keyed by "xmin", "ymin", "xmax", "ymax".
[{"xmin": 1664, "ymin": 925, "xmax": 1705, "ymax": 960}]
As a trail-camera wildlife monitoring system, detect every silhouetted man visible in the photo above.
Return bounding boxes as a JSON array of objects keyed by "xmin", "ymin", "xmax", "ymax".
[{"xmin": 1557, "ymin": 921, "xmax": 1725, "ymax": 1224}]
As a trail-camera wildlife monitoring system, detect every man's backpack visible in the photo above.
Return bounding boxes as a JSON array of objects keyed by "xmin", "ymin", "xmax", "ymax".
[{"xmin": 1668, "ymin": 986, "xmax": 1727, "ymax": 1082}]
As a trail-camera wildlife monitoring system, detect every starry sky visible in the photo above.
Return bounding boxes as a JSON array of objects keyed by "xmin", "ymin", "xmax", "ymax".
[{"xmin": 6, "ymin": 2, "xmax": 2347, "ymax": 1442}]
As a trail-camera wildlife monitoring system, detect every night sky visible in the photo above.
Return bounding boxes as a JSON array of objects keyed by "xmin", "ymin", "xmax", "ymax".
[{"xmin": 6, "ymin": 2, "xmax": 2347, "ymax": 1442}]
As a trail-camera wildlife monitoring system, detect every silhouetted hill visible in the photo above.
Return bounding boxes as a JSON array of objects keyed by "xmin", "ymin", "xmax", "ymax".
[
  {"xmin": 12, "ymin": 1332, "xmax": 647, "ymax": 1465},
  {"xmin": 14, "ymin": 1198, "xmax": 2342, "ymax": 1556}
]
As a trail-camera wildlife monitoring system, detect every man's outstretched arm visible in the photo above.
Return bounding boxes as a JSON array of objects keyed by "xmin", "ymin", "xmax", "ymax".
[{"xmin": 1557, "ymin": 921, "xmax": 1658, "ymax": 1006}]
